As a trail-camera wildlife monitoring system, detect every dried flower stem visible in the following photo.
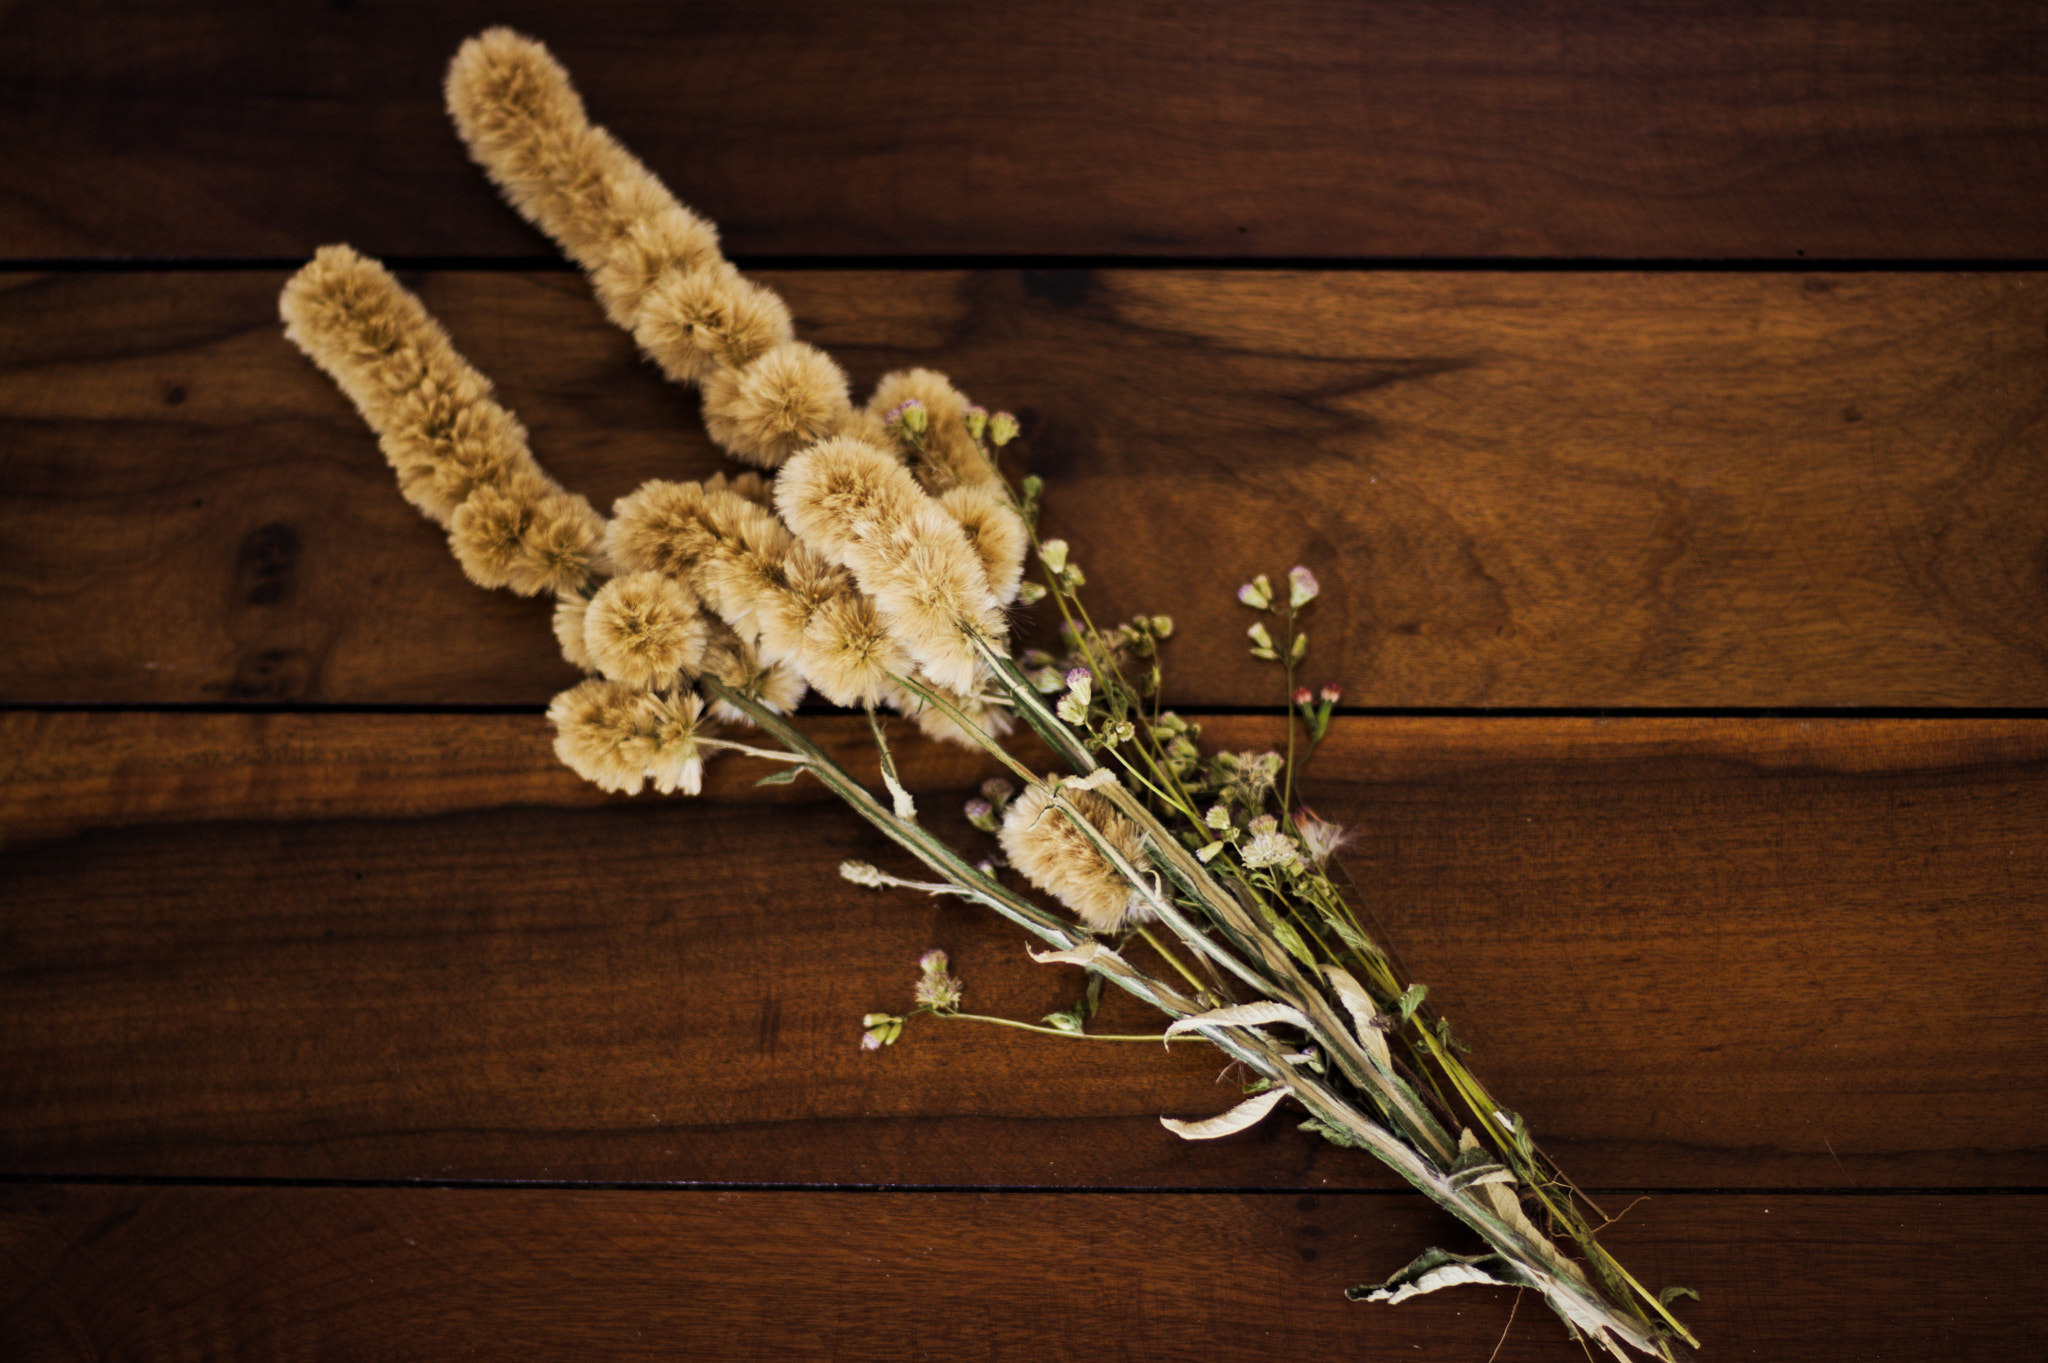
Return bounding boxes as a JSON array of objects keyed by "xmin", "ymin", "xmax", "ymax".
[{"xmin": 934, "ymin": 1013, "xmax": 1179, "ymax": 1043}]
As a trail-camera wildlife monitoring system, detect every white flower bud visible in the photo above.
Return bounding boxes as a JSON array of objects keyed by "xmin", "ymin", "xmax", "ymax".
[{"xmin": 1288, "ymin": 565, "xmax": 1320, "ymax": 608}]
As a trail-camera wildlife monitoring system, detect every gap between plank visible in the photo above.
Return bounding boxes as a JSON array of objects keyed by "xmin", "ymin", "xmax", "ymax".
[
  {"xmin": 4, "ymin": 702, "xmax": 2045, "ymax": 720},
  {"xmin": 0, "ymin": 1173, "xmax": 2039, "ymax": 1196},
  {"xmin": 5, "ymin": 255, "xmax": 2048, "ymax": 274}
]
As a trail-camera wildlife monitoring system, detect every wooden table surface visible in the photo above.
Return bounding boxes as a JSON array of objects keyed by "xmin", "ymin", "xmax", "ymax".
[{"xmin": 4, "ymin": 4, "xmax": 2046, "ymax": 1359}]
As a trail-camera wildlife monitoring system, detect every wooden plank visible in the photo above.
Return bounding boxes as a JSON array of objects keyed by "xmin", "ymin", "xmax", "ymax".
[
  {"xmin": 5, "ymin": 268, "xmax": 2046, "ymax": 707},
  {"xmin": 0, "ymin": 1185, "xmax": 2038, "ymax": 1361},
  {"xmin": 6, "ymin": 2, "xmax": 2048, "ymax": 259},
  {"xmin": 4, "ymin": 712, "xmax": 2042, "ymax": 1189}
]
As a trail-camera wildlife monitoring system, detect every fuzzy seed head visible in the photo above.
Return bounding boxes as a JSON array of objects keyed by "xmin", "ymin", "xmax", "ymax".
[
  {"xmin": 753, "ymin": 544, "xmax": 854, "ymax": 670},
  {"xmin": 937, "ymin": 483, "xmax": 1029, "ymax": 604},
  {"xmin": 1293, "ymin": 808, "xmax": 1355, "ymax": 867},
  {"xmin": 798, "ymin": 590, "xmax": 914, "ymax": 708},
  {"xmin": 700, "ymin": 622, "xmax": 807, "ymax": 724},
  {"xmin": 621, "ymin": 687, "xmax": 710, "ymax": 795},
  {"xmin": 860, "ymin": 502, "xmax": 1005, "ymax": 694},
  {"xmin": 867, "ymin": 368, "xmax": 1000, "ymax": 493},
  {"xmin": 702, "ymin": 340, "xmax": 851, "ymax": 468},
  {"xmin": 583, "ymin": 571, "xmax": 709, "ymax": 687},
  {"xmin": 634, "ymin": 262, "xmax": 793, "ymax": 387},
  {"xmin": 448, "ymin": 473, "xmax": 607, "ymax": 596},
  {"xmin": 546, "ymin": 676, "xmax": 651, "ymax": 795},
  {"xmin": 590, "ymin": 207, "xmax": 723, "ymax": 331},
  {"xmin": 998, "ymin": 781, "xmax": 1152, "ymax": 934},
  {"xmin": 553, "ymin": 590, "xmax": 597, "ymax": 671},
  {"xmin": 774, "ymin": 436, "xmax": 924, "ymax": 565}
]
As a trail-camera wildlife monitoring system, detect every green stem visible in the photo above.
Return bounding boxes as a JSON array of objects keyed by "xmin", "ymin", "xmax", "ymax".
[
  {"xmin": 1282, "ymin": 603, "xmax": 1300, "ymax": 814},
  {"xmin": 970, "ymin": 635, "xmax": 1097, "ymax": 774},
  {"xmin": 886, "ymin": 670, "xmax": 1038, "ymax": 785},
  {"xmin": 936, "ymin": 1012, "xmax": 1180, "ymax": 1043},
  {"xmin": 1136, "ymin": 923, "xmax": 1213, "ymax": 997}
]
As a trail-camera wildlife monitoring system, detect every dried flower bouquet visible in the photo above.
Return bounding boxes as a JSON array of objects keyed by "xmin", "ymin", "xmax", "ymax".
[{"xmin": 280, "ymin": 29, "xmax": 1697, "ymax": 1360}]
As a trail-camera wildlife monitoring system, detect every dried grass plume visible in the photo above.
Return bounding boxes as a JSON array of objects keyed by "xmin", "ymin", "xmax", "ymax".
[
  {"xmin": 280, "ymin": 244, "xmax": 534, "ymax": 526},
  {"xmin": 446, "ymin": 28, "xmax": 722, "ymax": 331}
]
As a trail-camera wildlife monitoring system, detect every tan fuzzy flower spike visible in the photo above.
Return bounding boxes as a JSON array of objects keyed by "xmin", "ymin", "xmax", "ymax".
[
  {"xmin": 447, "ymin": 473, "xmax": 607, "ymax": 597},
  {"xmin": 446, "ymin": 28, "xmax": 722, "ymax": 330},
  {"xmin": 280, "ymin": 244, "xmax": 536, "ymax": 527},
  {"xmin": 998, "ymin": 780, "xmax": 1154, "ymax": 934}
]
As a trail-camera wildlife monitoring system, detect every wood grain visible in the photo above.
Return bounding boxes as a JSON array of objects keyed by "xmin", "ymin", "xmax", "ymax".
[
  {"xmin": 6, "ymin": 2, "xmax": 2048, "ymax": 260},
  {"xmin": 5, "ymin": 268, "xmax": 2045, "ymax": 707},
  {"xmin": 4, "ymin": 712, "xmax": 2042, "ymax": 1189},
  {"xmin": 1, "ymin": 1184, "xmax": 2039, "ymax": 1361}
]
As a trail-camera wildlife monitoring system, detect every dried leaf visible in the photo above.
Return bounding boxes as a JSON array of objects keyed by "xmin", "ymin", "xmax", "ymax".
[
  {"xmin": 1163, "ymin": 1001, "xmax": 1312, "ymax": 1045},
  {"xmin": 754, "ymin": 767, "xmax": 801, "ymax": 787},
  {"xmin": 1300, "ymin": 1117, "xmax": 1367, "ymax": 1149},
  {"xmin": 1269, "ymin": 920, "xmax": 1317, "ymax": 967},
  {"xmin": 865, "ymin": 704, "xmax": 916, "ymax": 821},
  {"xmin": 1159, "ymin": 1084, "xmax": 1289, "ymax": 1140},
  {"xmin": 1026, "ymin": 941, "xmax": 1127, "ymax": 971},
  {"xmin": 1458, "ymin": 1130, "xmax": 1587, "ymax": 1287},
  {"xmin": 1451, "ymin": 1161, "xmax": 1518, "ymax": 1192},
  {"xmin": 1347, "ymin": 1247, "xmax": 1524, "ymax": 1305},
  {"xmin": 1321, "ymin": 964, "xmax": 1392, "ymax": 1072}
]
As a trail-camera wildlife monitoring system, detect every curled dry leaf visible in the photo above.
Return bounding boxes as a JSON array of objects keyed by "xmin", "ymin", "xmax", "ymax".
[
  {"xmin": 1355, "ymin": 1247, "xmax": 1520, "ymax": 1306},
  {"xmin": 1459, "ymin": 1129, "xmax": 1589, "ymax": 1287},
  {"xmin": 1321, "ymin": 963, "xmax": 1393, "ymax": 1072},
  {"xmin": 1159, "ymin": 1084, "xmax": 1291, "ymax": 1141},
  {"xmin": 1026, "ymin": 941, "xmax": 1127, "ymax": 970},
  {"xmin": 1163, "ymin": 1000, "xmax": 1312, "ymax": 1045}
]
